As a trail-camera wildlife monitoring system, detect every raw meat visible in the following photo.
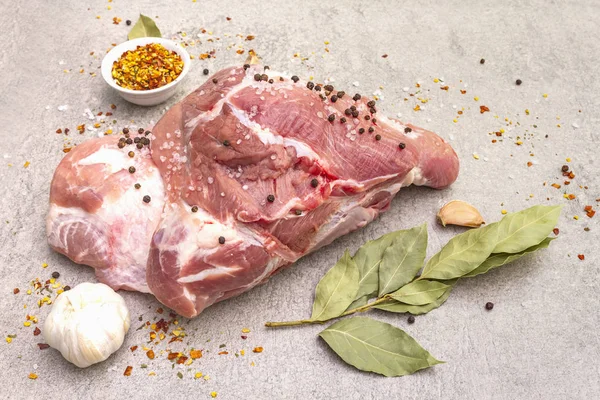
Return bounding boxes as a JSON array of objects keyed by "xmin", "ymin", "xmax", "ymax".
[{"xmin": 48, "ymin": 66, "xmax": 459, "ymax": 318}]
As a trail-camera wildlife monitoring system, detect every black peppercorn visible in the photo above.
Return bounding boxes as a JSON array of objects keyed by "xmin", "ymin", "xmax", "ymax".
[
  {"xmin": 128, "ymin": 151, "xmax": 134, "ymax": 158},
  {"xmin": 141, "ymin": 137, "xmax": 150, "ymax": 145},
  {"xmin": 144, "ymin": 130, "xmax": 151, "ymax": 136},
  {"xmin": 126, "ymin": 138, "xmax": 133, "ymax": 145},
  {"xmin": 404, "ymin": 127, "xmax": 412, "ymax": 133},
  {"xmin": 223, "ymin": 140, "xmax": 230, "ymax": 147},
  {"xmin": 358, "ymin": 128, "xmax": 365, "ymax": 134},
  {"xmin": 340, "ymin": 117, "xmax": 347, "ymax": 123},
  {"xmin": 485, "ymin": 302, "xmax": 494, "ymax": 310},
  {"xmin": 337, "ymin": 91, "xmax": 345, "ymax": 98},
  {"xmin": 328, "ymin": 114, "xmax": 335, "ymax": 122},
  {"xmin": 203, "ymin": 69, "xmax": 209, "ymax": 75},
  {"xmin": 375, "ymin": 134, "xmax": 381, "ymax": 141},
  {"xmin": 134, "ymin": 183, "xmax": 141, "ymax": 189},
  {"xmin": 314, "ymin": 85, "xmax": 321, "ymax": 91},
  {"xmin": 143, "ymin": 195, "xmax": 151, "ymax": 203},
  {"xmin": 364, "ymin": 115, "xmax": 370, "ymax": 120},
  {"xmin": 480, "ymin": 58, "xmax": 485, "ymax": 64},
  {"xmin": 351, "ymin": 110, "xmax": 359, "ymax": 118},
  {"xmin": 370, "ymin": 107, "xmax": 377, "ymax": 114},
  {"xmin": 268, "ymin": 79, "xmax": 274, "ymax": 84},
  {"xmin": 243, "ymin": 64, "xmax": 250, "ymax": 70},
  {"xmin": 267, "ymin": 194, "xmax": 275, "ymax": 203},
  {"xmin": 344, "ymin": 109, "xmax": 352, "ymax": 116},
  {"xmin": 399, "ymin": 142, "xmax": 406, "ymax": 149},
  {"xmin": 134, "ymin": 137, "xmax": 141, "ymax": 143},
  {"xmin": 307, "ymin": 81, "xmax": 314, "ymax": 90},
  {"xmin": 353, "ymin": 93, "xmax": 361, "ymax": 101},
  {"xmin": 350, "ymin": 105, "xmax": 356, "ymax": 111},
  {"xmin": 561, "ymin": 165, "xmax": 569, "ymax": 172},
  {"xmin": 367, "ymin": 100, "xmax": 376, "ymax": 107},
  {"xmin": 126, "ymin": 20, "xmax": 132, "ymax": 26},
  {"xmin": 261, "ymin": 74, "xmax": 268, "ymax": 81},
  {"xmin": 324, "ymin": 84, "xmax": 334, "ymax": 92},
  {"xmin": 51, "ymin": 271, "xmax": 60, "ymax": 279},
  {"xmin": 368, "ymin": 127, "xmax": 374, "ymax": 133},
  {"xmin": 212, "ymin": 78, "xmax": 218, "ymax": 84},
  {"xmin": 516, "ymin": 79, "xmax": 522, "ymax": 85},
  {"xmin": 122, "ymin": 128, "xmax": 129, "ymax": 134},
  {"xmin": 191, "ymin": 206, "xmax": 198, "ymax": 213},
  {"xmin": 128, "ymin": 166, "xmax": 136, "ymax": 173},
  {"xmin": 291, "ymin": 75, "xmax": 299, "ymax": 83},
  {"xmin": 63, "ymin": 285, "xmax": 71, "ymax": 291},
  {"xmin": 310, "ymin": 178, "xmax": 318, "ymax": 188},
  {"xmin": 254, "ymin": 74, "xmax": 261, "ymax": 81},
  {"xmin": 218, "ymin": 236, "xmax": 226, "ymax": 244},
  {"xmin": 330, "ymin": 95, "xmax": 338, "ymax": 103},
  {"xmin": 138, "ymin": 128, "xmax": 145, "ymax": 134},
  {"xmin": 118, "ymin": 142, "xmax": 126, "ymax": 149},
  {"xmin": 136, "ymin": 143, "xmax": 143, "ymax": 149},
  {"xmin": 407, "ymin": 315, "xmax": 415, "ymax": 324}
]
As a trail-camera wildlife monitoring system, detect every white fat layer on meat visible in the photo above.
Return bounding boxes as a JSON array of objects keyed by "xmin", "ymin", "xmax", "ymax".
[
  {"xmin": 378, "ymin": 114, "xmax": 421, "ymax": 140},
  {"xmin": 402, "ymin": 167, "xmax": 427, "ymax": 186},
  {"xmin": 78, "ymin": 147, "xmax": 129, "ymax": 174}
]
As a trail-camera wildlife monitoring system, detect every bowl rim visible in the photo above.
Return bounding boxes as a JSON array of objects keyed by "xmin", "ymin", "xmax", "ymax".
[{"xmin": 101, "ymin": 37, "xmax": 191, "ymax": 95}]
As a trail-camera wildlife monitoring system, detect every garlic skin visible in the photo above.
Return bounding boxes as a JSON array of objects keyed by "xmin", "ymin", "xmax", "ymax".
[
  {"xmin": 43, "ymin": 282, "xmax": 130, "ymax": 368},
  {"xmin": 437, "ymin": 200, "xmax": 485, "ymax": 228}
]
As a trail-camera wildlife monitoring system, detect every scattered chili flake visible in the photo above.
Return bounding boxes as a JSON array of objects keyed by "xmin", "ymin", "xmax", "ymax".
[
  {"xmin": 578, "ymin": 254, "xmax": 585, "ymax": 260},
  {"xmin": 28, "ymin": 373, "xmax": 38, "ymax": 380},
  {"xmin": 167, "ymin": 352, "xmax": 179, "ymax": 361},
  {"xmin": 111, "ymin": 43, "xmax": 184, "ymax": 91},
  {"xmin": 218, "ymin": 351, "xmax": 229, "ymax": 355},
  {"xmin": 440, "ymin": 85, "xmax": 449, "ymax": 91},
  {"xmin": 130, "ymin": 345, "xmax": 138, "ymax": 352},
  {"xmin": 177, "ymin": 356, "xmax": 188, "ymax": 364},
  {"xmin": 241, "ymin": 335, "xmax": 248, "ymax": 340},
  {"xmin": 56, "ymin": 128, "xmax": 63, "ymax": 134},
  {"xmin": 253, "ymin": 346, "xmax": 263, "ymax": 353},
  {"xmin": 551, "ymin": 183, "xmax": 561, "ymax": 189},
  {"xmin": 460, "ymin": 89, "xmax": 467, "ymax": 94},
  {"xmin": 13, "ymin": 288, "xmax": 19, "ymax": 294},
  {"xmin": 480, "ymin": 105, "xmax": 490, "ymax": 114},
  {"xmin": 146, "ymin": 349, "xmax": 155, "ymax": 359},
  {"xmin": 382, "ymin": 54, "xmax": 388, "ymax": 58},
  {"xmin": 527, "ymin": 161, "xmax": 533, "ymax": 167},
  {"xmin": 33, "ymin": 327, "xmax": 41, "ymax": 336},
  {"xmin": 587, "ymin": 210, "xmax": 596, "ymax": 218},
  {"xmin": 190, "ymin": 350, "xmax": 202, "ymax": 359},
  {"xmin": 245, "ymin": 35, "xmax": 255, "ymax": 41},
  {"xmin": 124, "ymin": 366, "xmax": 133, "ymax": 376},
  {"xmin": 37, "ymin": 343, "xmax": 50, "ymax": 350}
]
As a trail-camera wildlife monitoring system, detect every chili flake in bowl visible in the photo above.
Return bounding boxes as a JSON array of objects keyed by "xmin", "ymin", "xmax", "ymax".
[{"xmin": 101, "ymin": 37, "xmax": 191, "ymax": 106}]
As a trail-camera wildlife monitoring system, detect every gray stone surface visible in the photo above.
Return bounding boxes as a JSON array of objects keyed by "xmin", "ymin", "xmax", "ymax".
[{"xmin": 1, "ymin": 0, "xmax": 599, "ymax": 399}]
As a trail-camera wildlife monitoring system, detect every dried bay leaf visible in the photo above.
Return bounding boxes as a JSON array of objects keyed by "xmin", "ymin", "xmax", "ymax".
[
  {"xmin": 420, "ymin": 222, "xmax": 498, "ymax": 280},
  {"xmin": 492, "ymin": 205, "xmax": 561, "ymax": 253},
  {"xmin": 387, "ymin": 280, "xmax": 450, "ymax": 306},
  {"xmin": 311, "ymin": 250, "xmax": 359, "ymax": 321},
  {"xmin": 319, "ymin": 317, "xmax": 442, "ymax": 377},
  {"xmin": 375, "ymin": 281, "xmax": 456, "ymax": 315},
  {"xmin": 128, "ymin": 14, "xmax": 162, "ymax": 40},
  {"xmin": 352, "ymin": 230, "xmax": 404, "ymax": 304},
  {"xmin": 464, "ymin": 237, "xmax": 555, "ymax": 278},
  {"xmin": 378, "ymin": 224, "xmax": 428, "ymax": 296}
]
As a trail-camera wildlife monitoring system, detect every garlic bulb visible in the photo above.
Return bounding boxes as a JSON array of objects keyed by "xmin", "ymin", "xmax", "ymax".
[
  {"xmin": 43, "ymin": 282, "xmax": 130, "ymax": 368},
  {"xmin": 437, "ymin": 200, "xmax": 485, "ymax": 228}
]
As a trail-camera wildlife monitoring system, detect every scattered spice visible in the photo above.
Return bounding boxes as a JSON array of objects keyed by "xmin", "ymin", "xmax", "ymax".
[
  {"xmin": 480, "ymin": 105, "xmax": 490, "ymax": 114},
  {"xmin": 310, "ymin": 178, "xmax": 319, "ymax": 188},
  {"xmin": 218, "ymin": 236, "xmax": 226, "ymax": 245},
  {"xmin": 37, "ymin": 343, "xmax": 50, "ymax": 350},
  {"xmin": 480, "ymin": 58, "xmax": 485, "ymax": 64},
  {"xmin": 578, "ymin": 254, "xmax": 585, "ymax": 261},
  {"xmin": 143, "ymin": 195, "xmax": 151, "ymax": 203},
  {"xmin": 28, "ymin": 373, "xmax": 38, "ymax": 380},
  {"xmin": 13, "ymin": 288, "xmax": 19, "ymax": 294},
  {"xmin": 553, "ymin": 228, "xmax": 559, "ymax": 235},
  {"xmin": 485, "ymin": 302, "xmax": 494, "ymax": 310},
  {"xmin": 124, "ymin": 366, "xmax": 133, "ymax": 376},
  {"xmin": 516, "ymin": 79, "xmax": 522, "ymax": 85},
  {"xmin": 190, "ymin": 350, "xmax": 202, "ymax": 359},
  {"xmin": 146, "ymin": 349, "xmax": 155, "ymax": 359},
  {"xmin": 407, "ymin": 315, "xmax": 415, "ymax": 324},
  {"xmin": 253, "ymin": 347, "xmax": 264, "ymax": 353},
  {"xmin": 399, "ymin": 143, "xmax": 406, "ymax": 149},
  {"xmin": 267, "ymin": 194, "xmax": 275, "ymax": 203},
  {"xmin": 111, "ymin": 43, "xmax": 184, "ymax": 90}
]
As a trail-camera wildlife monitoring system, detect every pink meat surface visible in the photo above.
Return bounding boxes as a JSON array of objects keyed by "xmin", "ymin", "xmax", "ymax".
[{"xmin": 47, "ymin": 66, "xmax": 459, "ymax": 318}]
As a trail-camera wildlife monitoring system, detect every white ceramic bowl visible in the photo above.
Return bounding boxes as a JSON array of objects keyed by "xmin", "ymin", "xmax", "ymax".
[{"xmin": 101, "ymin": 37, "xmax": 191, "ymax": 106}]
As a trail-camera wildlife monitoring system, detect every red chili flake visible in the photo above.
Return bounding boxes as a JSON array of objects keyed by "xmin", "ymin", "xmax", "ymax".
[
  {"xmin": 241, "ymin": 335, "xmax": 247, "ymax": 340},
  {"xmin": 56, "ymin": 128, "xmax": 63, "ymax": 134},
  {"xmin": 110, "ymin": 104, "xmax": 117, "ymax": 110},
  {"xmin": 226, "ymin": 17, "xmax": 231, "ymax": 21},
  {"xmin": 551, "ymin": 183, "xmax": 561, "ymax": 189},
  {"xmin": 130, "ymin": 345, "xmax": 138, "ymax": 352},
  {"xmin": 190, "ymin": 350, "xmax": 202, "ymax": 359},
  {"xmin": 169, "ymin": 313, "xmax": 177, "ymax": 319},
  {"xmin": 440, "ymin": 85, "xmax": 449, "ymax": 91},
  {"xmin": 156, "ymin": 307, "xmax": 164, "ymax": 314},
  {"xmin": 587, "ymin": 210, "xmax": 596, "ymax": 218},
  {"xmin": 37, "ymin": 343, "xmax": 50, "ymax": 350},
  {"xmin": 252, "ymin": 347, "xmax": 263, "ymax": 353},
  {"xmin": 218, "ymin": 351, "xmax": 229, "ymax": 355},
  {"xmin": 577, "ymin": 254, "xmax": 585, "ymax": 260},
  {"xmin": 568, "ymin": 172, "xmax": 575, "ymax": 179},
  {"xmin": 479, "ymin": 105, "xmax": 490, "ymax": 114},
  {"xmin": 460, "ymin": 90, "xmax": 467, "ymax": 94},
  {"xmin": 167, "ymin": 352, "xmax": 179, "ymax": 360},
  {"xmin": 382, "ymin": 54, "xmax": 388, "ymax": 58},
  {"xmin": 527, "ymin": 161, "xmax": 533, "ymax": 167},
  {"xmin": 584, "ymin": 205, "xmax": 593, "ymax": 212},
  {"xmin": 13, "ymin": 288, "xmax": 19, "ymax": 294},
  {"xmin": 245, "ymin": 35, "xmax": 255, "ymax": 41},
  {"xmin": 567, "ymin": 194, "xmax": 576, "ymax": 200},
  {"xmin": 553, "ymin": 228, "xmax": 559, "ymax": 235},
  {"xmin": 177, "ymin": 356, "xmax": 188, "ymax": 364},
  {"xmin": 564, "ymin": 181, "xmax": 571, "ymax": 185},
  {"xmin": 146, "ymin": 349, "xmax": 155, "ymax": 359},
  {"xmin": 64, "ymin": 128, "xmax": 70, "ymax": 134},
  {"xmin": 124, "ymin": 366, "xmax": 133, "ymax": 376},
  {"xmin": 105, "ymin": 112, "xmax": 113, "ymax": 116}
]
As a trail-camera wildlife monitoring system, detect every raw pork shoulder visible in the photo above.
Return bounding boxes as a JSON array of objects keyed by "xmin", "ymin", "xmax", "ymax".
[{"xmin": 48, "ymin": 66, "xmax": 459, "ymax": 318}]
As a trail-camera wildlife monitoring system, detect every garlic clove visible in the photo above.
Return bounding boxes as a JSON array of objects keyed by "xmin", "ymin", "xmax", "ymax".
[{"xmin": 437, "ymin": 200, "xmax": 485, "ymax": 228}]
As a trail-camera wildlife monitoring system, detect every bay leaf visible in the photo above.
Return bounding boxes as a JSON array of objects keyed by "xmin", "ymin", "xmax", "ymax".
[
  {"xmin": 420, "ymin": 222, "xmax": 498, "ymax": 280},
  {"xmin": 346, "ymin": 295, "xmax": 368, "ymax": 310},
  {"xmin": 352, "ymin": 230, "xmax": 405, "ymax": 303},
  {"xmin": 375, "ymin": 281, "xmax": 455, "ymax": 315},
  {"xmin": 378, "ymin": 224, "xmax": 428, "ymax": 296},
  {"xmin": 310, "ymin": 250, "xmax": 359, "ymax": 321},
  {"xmin": 387, "ymin": 280, "xmax": 450, "ymax": 306},
  {"xmin": 492, "ymin": 205, "xmax": 561, "ymax": 254},
  {"xmin": 128, "ymin": 14, "xmax": 162, "ymax": 40},
  {"xmin": 319, "ymin": 317, "xmax": 442, "ymax": 377},
  {"xmin": 464, "ymin": 237, "xmax": 554, "ymax": 278}
]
